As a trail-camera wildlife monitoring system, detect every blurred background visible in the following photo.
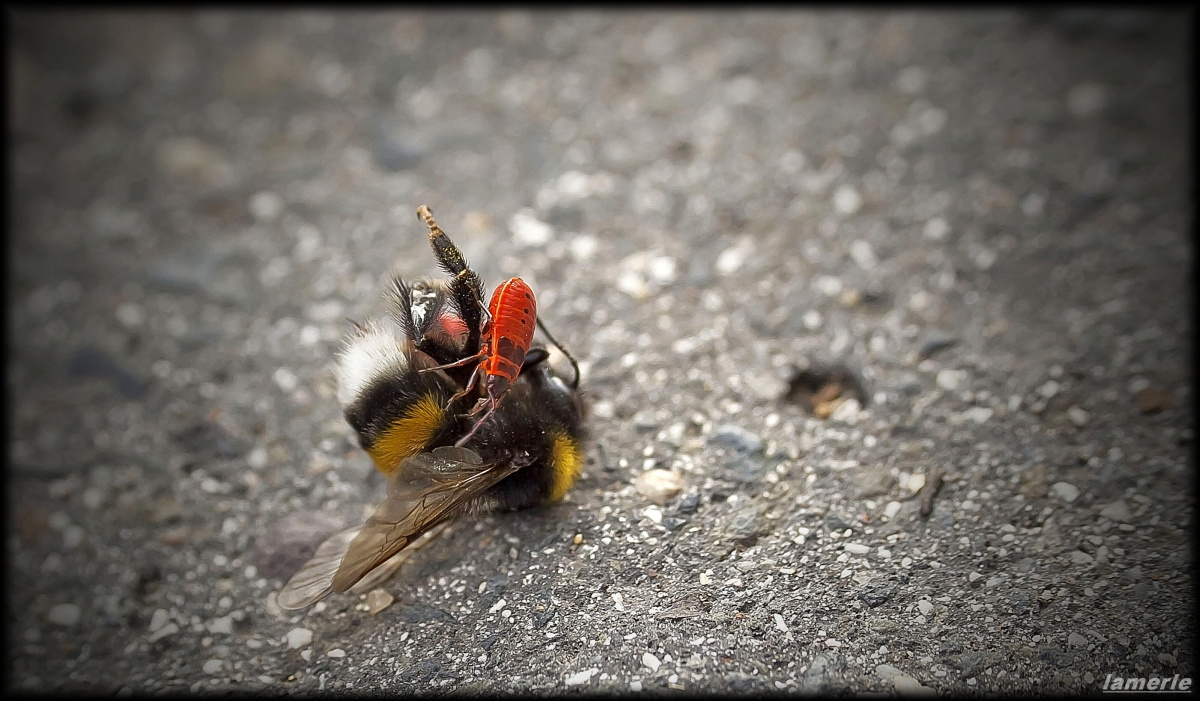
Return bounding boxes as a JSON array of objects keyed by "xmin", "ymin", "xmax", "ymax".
[{"xmin": 7, "ymin": 9, "xmax": 1192, "ymax": 694}]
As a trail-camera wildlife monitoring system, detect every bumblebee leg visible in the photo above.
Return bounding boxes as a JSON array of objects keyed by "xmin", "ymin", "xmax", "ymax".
[
  {"xmin": 418, "ymin": 350, "xmax": 484, "ymax": 374},
  {"xmin": 443, "ymin": 363, "xmax": 483, "ymax": 411},
  {"xmin": 454, "ymin": 397, "xmax": 499, "ymax": 448}
]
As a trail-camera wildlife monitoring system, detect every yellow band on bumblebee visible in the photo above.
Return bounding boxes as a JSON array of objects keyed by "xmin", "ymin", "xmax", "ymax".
[
  {"xmin": 367, "ymin": 393, "xmax": 445, "ymax": 474},
  {"xmin": 546, "ymin": 430, "xmax": 583, "ymax": 502}
]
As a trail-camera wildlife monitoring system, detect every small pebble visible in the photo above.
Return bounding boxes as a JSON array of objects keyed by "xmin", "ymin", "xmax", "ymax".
[
  {"xmin": 936, "ymin": 369, "xmax": 964, "ymax": 390},
  {"xmin": 844, "ymin": 543, "xmax": 870, "ymax": 555},
  {"xmin": 509, "ymin": 209, "xmax": 553, "ymax": 246},
  {"xmin": 923, "ymin": 217, "xmax": 950, "ymax": 241},
  {"xmin": 202, "ymin": 659, "xmax": 225, "ymax": 675},
  {"xmin": 883, "ymin": 501, "xmax": 902, "ymax": 520},
  {"xmin": 917, "ymin": 600, "xmax": 934, "ymax": 616},
  {"xmin": 1066, "ymin": 406, "xmax": 1089, "ymax": 427},
  {"xmin": 149, "ymin": 609, "xmax": 170, "ymax": 633},
  {"xmin": 47, "ymin": 603, "xmax": 81, "ymax": 627},
  {"xmin": 285, "ymin": 627, "xmax": 313, "ymax": 650},
  {"xmin": 565, "ymin": 669, "xmax": 597, "ymax": 686},
  {"xmin": 633, "ymin": 469, "xmax": 684, "ymax": 505},
  {"xmin": 148, "ymin": 622, "xmax": 179, "ymax": 642},
  {"xmin": 833, "ymin": 184, "xmax": 863, "ymax": 215},
  {"xmin": 327, "ymin": 648, "xmax": 346, "ymax": 659},
  {"xmin": 249, "ymin": 191, "xmax": 284, "ymax": 222},
  {"xmin": 273, "ymin": 368, "xmax": 298, "ymax": 392},
  {"xmin": 968, "ymin": 572, "xmax": 983, "ymax": 583},
  {"xmin": 1099, "ymin": 501, "xmax": 1132, "ymax": 523},
  {"xmin": 963, "ymin": 407, "xmax": 993, "ymax": 424},
  {"xmin": 366, "ymin": 589, "xmax": 394, "ymax": 615},
  {"xmin": 1070, "ymin": 550, "xmax": 1094, "ymax": 565},
  {"xmin": 1049, "ymin": 482, "xmax": 1080, "ymax": 503},
  {"xmin": 643, "ymin": 652, "xmax": 661, "ymax": 672},
  {"xmin": 207, "ymin": 615, "xmax": 233, "ymax": 635},
  {"xmin": 1068, "ymin": 632, "xmax": 1089, "ymax": 648},
  {"xmin": 630, "ymin": 680, "xmax": 643, "ymax": 692}
]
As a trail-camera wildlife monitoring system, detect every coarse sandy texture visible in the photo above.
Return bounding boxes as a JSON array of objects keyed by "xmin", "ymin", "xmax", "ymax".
[{"xmin": 7, "ymin": 9, "xmax": 1192, "ymax": 696}]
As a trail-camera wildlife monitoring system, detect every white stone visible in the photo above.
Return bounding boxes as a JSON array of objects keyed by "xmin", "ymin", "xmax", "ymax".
[
  {"xmin": 203, "ymin": 659, "xmax": 225, "ymax": 675},
  {"xmin": 648, "ymin": 256, "xmax": 677, "ymax": 285},
  {"xmin": 273, "ymin": 367, "xmax": 298, "ymax": 392},
  {"xmin": 1070, "ymin": 550, "xmax": 1095, "ymax": 565},
  {"xmin": 115, "ymin": 302, "xmax": 145, "ymax": 329},
  {"xmin": 830, "ymin": 397, "xmax": 860, "ymax": 423},
  {"xmin": 1068, "ymin": 632, "xmax": 1089, "ymax": 648},
  {"xmin": 936, "ymin": 369, "xmax": 965, "ymax": 390},
  {"xmin": 247, "ymin": 446, "xmax": 269, "ymax": 470},
  {"xmin": 249, "ymin": 191, "xmax": 284, "ymax": 222},
  {"xmin": 1067, "ymin": 406, "xmax": 1089, "ymax": 427},
  {"xmin": 285, "ymin": 627, "xmax": 313, "ymax": 650},
  {"xmin": 833, "ymin": 184, "xmax": 862, "ymax": 215},
  {"xmin": 884, "ymin": 501, "xmax": 903, "ymax": 520},
  {"xmin": 850, "ymin": 240, "xmax": 877, "ymax": 269},
  {"xmin": 643, "ymin": 652, "xmax": 661, "ymax": 672},
  {"xmin": 616, "ymin": 270, "xmax": 650, "ymax": 300},
  {"xmin": 923, "ymin": 217, "xmax": 950, "ymax": 241},
  {"xmin": 917, "ymin": 600, "xmax": 934, "ymax": 616},
  {"xmin": 1049, "ymin": 482, "xmax": 1080, "ymax": 503},
  {"xmin": 509, "ymin": 209, "xmax": 554, "ymax": 246},
  {"xmin": 48, "ymin": 603, "xmax": 81, "ymax": 627},
  {"xmin": 148, "ymin": 622, "xmax": 179, "ymax": 642},
  {"xmin": 1099, "ymin": 501, "xmax": 1132, "ymax": 523},
  {"xmin": 964, "ymin": 407, "xmax": 993, "ymax": 424},
  {"xmin": 565, "ymin": 669, "xmax": 597, "ymax": 686},
  {"xmin": 844, "ymin": 543, "xmax": 870, "ymax": 555},
  {"xmin": 149, "ymin": 609, "xmax": 170, "ymax": 633},
  {"xmin": 327, "ymin": 648, "xmax": 346, "ymax": 659},
  {"xmin": 715, "ymin": 240, "xmax": 752, "ymax": 276},
  {"xmin": 207, "ymin": 615, "xmax": 233, "ymax": 636},
  {"xmin": 634, "ymin": 469, "xmax": 684, "ymax": 505}
]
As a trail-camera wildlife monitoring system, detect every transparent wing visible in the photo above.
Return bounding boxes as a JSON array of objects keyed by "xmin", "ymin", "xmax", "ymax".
[
  {"xmin": 276, "ymin": 527, "xmax": 360, "ymax": 610},
  {"xmin": 276, "ymin": 446, "xmax": 522, "ymax": 609}
]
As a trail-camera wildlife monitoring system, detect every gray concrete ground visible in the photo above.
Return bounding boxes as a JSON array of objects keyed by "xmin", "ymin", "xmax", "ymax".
[{"xmin": 7, "ymin": 10, "xmax": 1193, "ymax": 696}]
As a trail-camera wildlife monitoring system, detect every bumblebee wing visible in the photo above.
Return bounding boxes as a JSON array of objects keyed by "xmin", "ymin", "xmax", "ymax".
[
  {"xmin": 276, "ymin": 448, "xmax": 516, "ymax": 610},
  {"xmin": 344, "ymin": 522, "xmax": 451, "ymax": 595},
  {"xmin": 276, "ymin": 527, "xmax": 361, "ymax": 610},
  {"xmin": 329, "ymin": 446, "xmax": 523, "ymax": 594}
]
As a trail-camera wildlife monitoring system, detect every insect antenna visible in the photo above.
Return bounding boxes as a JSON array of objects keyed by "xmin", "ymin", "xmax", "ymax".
[{"xmin": 535, "ymin": 316, "xmax": 581, "ymax": 389}]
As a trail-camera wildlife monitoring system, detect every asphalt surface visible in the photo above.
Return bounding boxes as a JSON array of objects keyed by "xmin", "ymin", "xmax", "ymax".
[{"xmin": 7, "ymin": 10, "xmax": 1193, "ymax": 696}]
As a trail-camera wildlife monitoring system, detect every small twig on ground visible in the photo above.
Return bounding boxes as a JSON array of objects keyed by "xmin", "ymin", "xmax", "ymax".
[{"xmin": 918, "ymin": 468, "xmax": 945, "ymax": 519}]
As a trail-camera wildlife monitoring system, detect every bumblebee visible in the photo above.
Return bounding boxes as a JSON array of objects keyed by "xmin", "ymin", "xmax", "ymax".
[{"xmin": 277, "ymin": 206, "xmax": 585, "ymax": 610}]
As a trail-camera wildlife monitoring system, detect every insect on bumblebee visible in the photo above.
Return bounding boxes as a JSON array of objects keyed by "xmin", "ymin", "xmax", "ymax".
[{"xmin": 276, "ymin": 205, "xmax": 585, "ymax": 610}]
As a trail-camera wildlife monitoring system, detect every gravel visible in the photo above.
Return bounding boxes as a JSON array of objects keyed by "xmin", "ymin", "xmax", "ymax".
[{"xmin": 8, "ymin": 9, "xmax": 1192, "ymax": 696}]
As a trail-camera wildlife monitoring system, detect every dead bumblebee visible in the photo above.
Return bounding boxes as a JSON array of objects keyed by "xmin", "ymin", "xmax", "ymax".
[{"xmin": 277, "ymin": 206, "xmax": 585, "ymax": 610}]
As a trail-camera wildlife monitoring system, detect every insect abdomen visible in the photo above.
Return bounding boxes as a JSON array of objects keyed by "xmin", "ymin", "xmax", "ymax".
[{"xmin": 484, "ymin": 278, "xmax": 536, "ymax": 380}]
